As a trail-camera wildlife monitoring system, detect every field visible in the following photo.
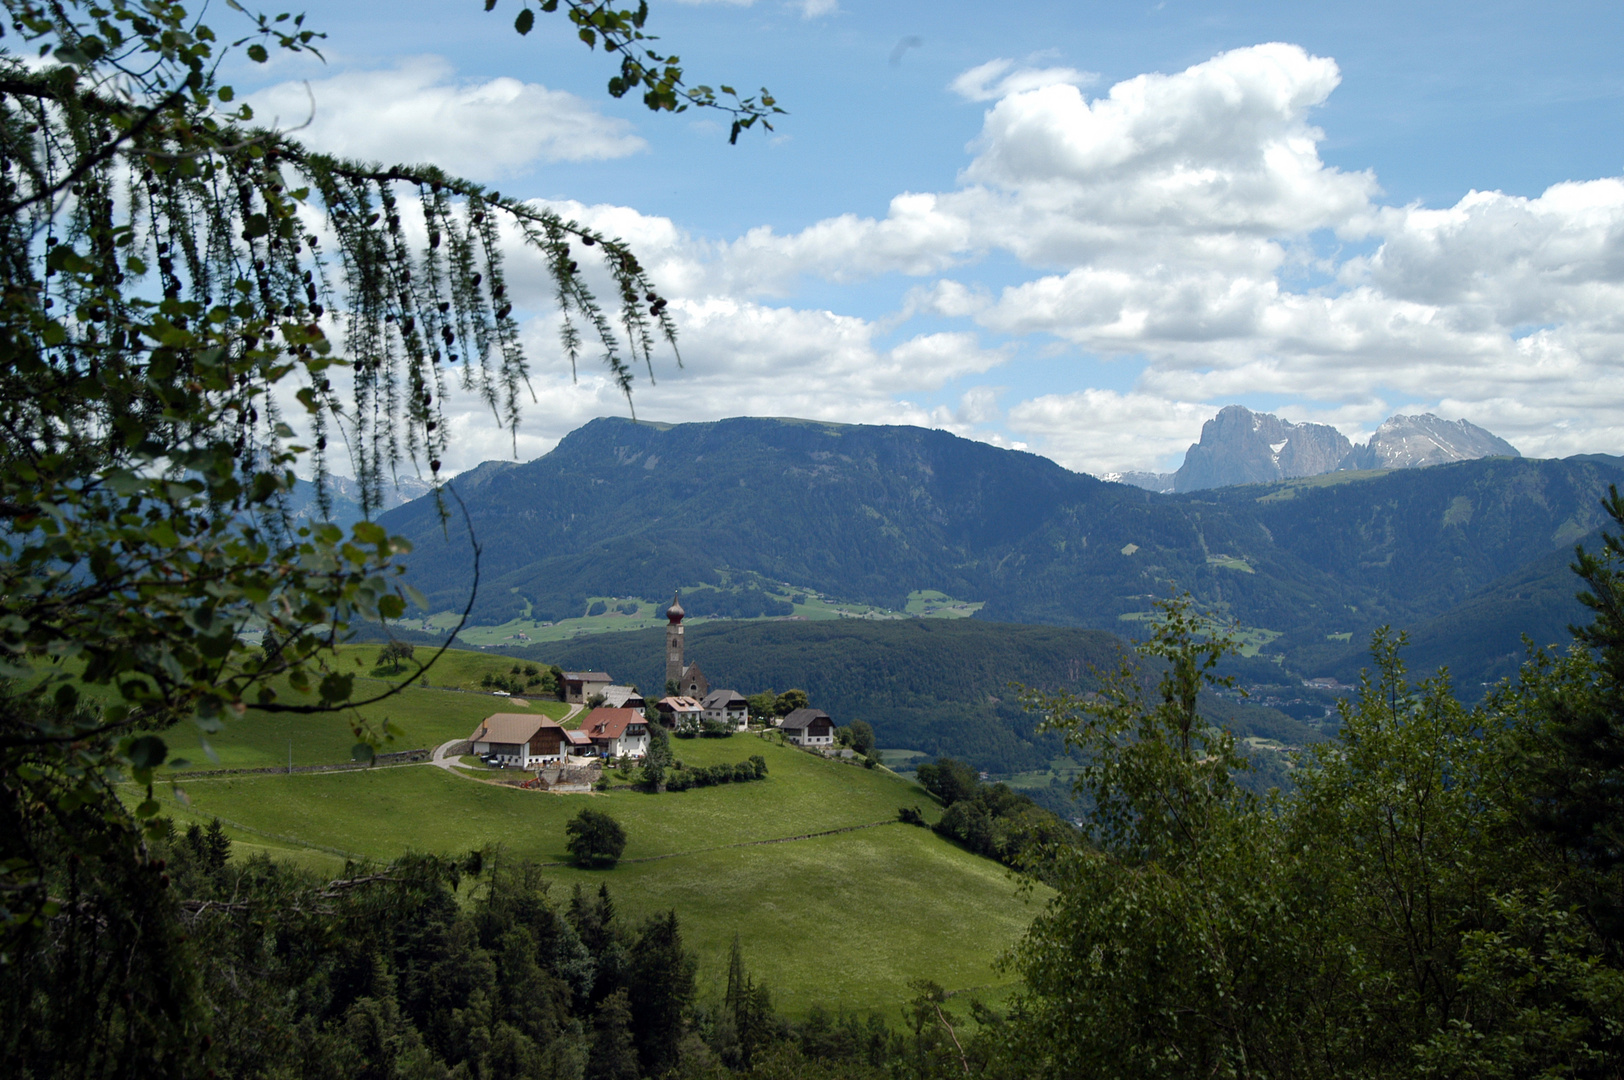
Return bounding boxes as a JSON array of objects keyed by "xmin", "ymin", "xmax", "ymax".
[
  {"xmin": 153, "ymin": 645, "xmax": 574, "ymax": 771},
  {"xmin": 405, "ymin": 582, "xmax": 991, "ymax": 647},
  {"xmin": 137, "ymin": 677, "xmax": 1047, "ymax": 1016}
]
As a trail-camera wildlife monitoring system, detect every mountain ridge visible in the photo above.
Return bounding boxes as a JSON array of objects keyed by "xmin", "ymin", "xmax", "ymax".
[
  {"xmin": 1113, "ymin": 406, "xmax": 1520, "ymax": 493},
  {"xmin": 375, "ymin": 416, "xmax": 1621, "ymax": 683}
]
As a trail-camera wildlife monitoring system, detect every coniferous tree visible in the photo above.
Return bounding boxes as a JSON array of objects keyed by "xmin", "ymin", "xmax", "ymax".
[
  {"xmin": 629, "ymin": 910, "xmax": 696, "ymax": 1077},
  {"xmin": 586, "ymin": 989, "xmax": 639, "ymax": 1080}
]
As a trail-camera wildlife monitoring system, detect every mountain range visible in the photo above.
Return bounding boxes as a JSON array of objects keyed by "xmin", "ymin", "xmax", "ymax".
[
  {"xmin": 1109, "ymin": 406, "xmax": 1520, "ymax": 493},
  {"xmin": 375, "ymin": 415, "xmax": 1619, "ymax": 688}
]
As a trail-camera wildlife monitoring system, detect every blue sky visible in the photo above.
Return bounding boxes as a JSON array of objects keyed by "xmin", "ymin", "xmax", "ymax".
[{"xmin": 234, "ymin": 1, "xmax": 1624, "ymax": 474}]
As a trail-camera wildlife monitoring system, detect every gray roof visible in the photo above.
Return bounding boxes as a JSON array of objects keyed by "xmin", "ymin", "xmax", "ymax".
[
  {"xmin": 780, "ymin": 707, "xmax": 831, "ymax": 730},
  {"xmin": 702, "ymin": 689, "xmax": 747, "ymax": 709}
]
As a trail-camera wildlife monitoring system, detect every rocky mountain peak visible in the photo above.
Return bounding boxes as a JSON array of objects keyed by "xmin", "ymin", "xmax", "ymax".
[
  {"xmin": 1339, "ymin": 413, "xmax": 1520, "ymax": 470},
  {"xmin": 1172, "ymin": 405, "xmax": 1353, "ymax": 493}
]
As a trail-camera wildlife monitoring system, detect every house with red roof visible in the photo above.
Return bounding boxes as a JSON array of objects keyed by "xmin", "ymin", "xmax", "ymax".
[{"xmin": 580, "ymin": 707, "xmax": 651, "ymax": 759}]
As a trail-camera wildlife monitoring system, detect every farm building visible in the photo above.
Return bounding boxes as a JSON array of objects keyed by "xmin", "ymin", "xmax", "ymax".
[
  {"xmin": 562, "ymin": 671, "xmax": 614, "ymax": 704},
  {"xmin": 780, "ymin": 707, "xmax": 835, "ymax": 747},
  {"xmin": 468, "ymin": 714, "xmax": 568, "ymax": 768}
]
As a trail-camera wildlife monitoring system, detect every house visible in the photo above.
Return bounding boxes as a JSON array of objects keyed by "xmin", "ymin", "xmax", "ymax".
[
  {"xmin": 580, "ymin": 707, "xmax": 651, "ymax": 758},
  {"xmin": 598, "ymin": 684, "xmax": 646, "ymax": 710},
  {"xmin": 701, "ymin": 688, "xmax": 749, "ymax": 731},
  {"xmin": 656, "ymin": 695, "xmax": 704, "ymax": 733},
  {"xmin": 564, "ymin": 729, "xmax": 595, "ymax": 756},
  {"xmin": 562, "ymin": 670, "xmax": 614, "ymax": 704},
  {"xmin": 468, "ymin": 713, "xmax": 568, "ymax": 768},
  {"xmin": 780, "ymin": 707, "xmax": 834, "ymax": 747}
]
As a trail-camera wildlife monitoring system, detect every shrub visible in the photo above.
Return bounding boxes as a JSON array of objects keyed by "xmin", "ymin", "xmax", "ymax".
[{"xmin": 565, "ymin": 808, "xmax": 627, "ymax": 867}]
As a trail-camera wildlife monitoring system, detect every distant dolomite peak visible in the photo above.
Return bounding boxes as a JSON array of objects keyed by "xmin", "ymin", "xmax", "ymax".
[
  {"xmin": 1338, "ymin": 414, "xmax": 1520, "ymax": 470},
  {"xmin": 1172, "ymin": 405, "xmax": 1352, "ymax": 492}
]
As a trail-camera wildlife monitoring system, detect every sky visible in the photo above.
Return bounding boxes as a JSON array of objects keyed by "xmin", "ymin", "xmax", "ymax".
[{"xmin": 229, "ymin": 0, "xmax": 1624, "ymax": 477}]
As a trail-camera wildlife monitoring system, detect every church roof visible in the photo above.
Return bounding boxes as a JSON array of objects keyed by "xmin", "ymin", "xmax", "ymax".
[{"xmin": 666, "ymin": 589, "xmax": 685, "ymax": 623}]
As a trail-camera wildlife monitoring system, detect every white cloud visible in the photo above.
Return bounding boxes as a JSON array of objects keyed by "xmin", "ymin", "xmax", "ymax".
[
  {"xmin": 1008, "ymin": 390, "xmax": 1218, "ymax": 475},
  {"xmin": 279, "ymin": 43, "xmax": 1624, "ymax": 476},
  {"xmin": 798, "ymin": 0, "xmax": 839, "ymax": 16},
  {"xmin": 950, "ymin": 58, "xmax": 1097, "ymax": 102},
  {"xmin": 246, "ymin": 56, "xmax": 645, "ymax": 178}
]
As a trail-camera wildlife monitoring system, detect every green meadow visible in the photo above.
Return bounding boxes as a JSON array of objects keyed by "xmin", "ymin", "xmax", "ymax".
[
  {"xmin": 139, "ymin": 681, "xmax": 1046, "ymax": 1015},
  {"xmin": 154, "ymin": 645, "xmax": 573, "ymax": 771}
]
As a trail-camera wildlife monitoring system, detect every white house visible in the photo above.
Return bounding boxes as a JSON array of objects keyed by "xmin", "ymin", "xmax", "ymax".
[
  {"xmin": 656, "ymin": 695, "xmax": 704, "ymax": 733},
  {"xmin": 468, "ymin": 713, "xmax": 569, "ymax": 768},
  {"xmin": 780, "ymin": 707, "xmax": 835, "ymax": 747},
  {"xmin": 700, "ymin": 688, "xmax": 749, "ymax": 731},
  {"xmin": 580, "ymin": 708, "xmax": 651, "ymax": 759}
]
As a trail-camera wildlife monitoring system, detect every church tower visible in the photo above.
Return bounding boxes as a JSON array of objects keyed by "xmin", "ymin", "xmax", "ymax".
[{"xmin": 665, "ymin": 590, "xmax": 685, "ymax": 692}]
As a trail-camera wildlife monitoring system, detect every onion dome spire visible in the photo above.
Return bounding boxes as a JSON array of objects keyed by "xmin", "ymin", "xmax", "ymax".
[{"xmin": 666, "ymin": 590, "xmax": 685, "ymax": 624}]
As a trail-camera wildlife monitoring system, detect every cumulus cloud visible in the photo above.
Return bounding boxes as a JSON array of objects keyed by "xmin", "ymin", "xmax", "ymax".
[
  {"xmin": 281, "ymin": 43, "xmax": 1624, "ymax": 477},
  {"xmin": 1009, "ymin": 391, "xmax": 1218, "ymax": 474},
  {"xmin": 246, "ymin": 56, "xmax": 645, "ymax": 178},
  {"xmin": 949, "ymin": 58, "xmax": 1097, "ymax": 102}
]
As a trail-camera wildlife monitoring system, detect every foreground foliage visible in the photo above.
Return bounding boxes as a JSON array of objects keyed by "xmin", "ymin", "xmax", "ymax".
[
  {"xmin": 1008, "ymin": 556, "xmax": 1624, "ymax": 1077},
  {"xmin": 0, "ymin": 0, "xmax": 767, "ymax": 951}
]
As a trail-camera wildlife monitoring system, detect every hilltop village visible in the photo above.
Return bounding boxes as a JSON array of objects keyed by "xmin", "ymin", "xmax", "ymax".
[{"xmin": 466, "ymin": 592, "xmax": 835, "ymax": 769}]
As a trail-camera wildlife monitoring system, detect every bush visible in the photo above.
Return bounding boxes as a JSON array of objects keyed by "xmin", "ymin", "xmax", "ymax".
[
  {"xmin": 587, "ymin": 600, "xmax": 608, "ymax": 616},
  {"xmin": 565, "ymin": 808, "xmax": 627, "ymax": 867},
  {"xmin": 899, "ymin": 806, "xmax": 926, "ymax": 826}
]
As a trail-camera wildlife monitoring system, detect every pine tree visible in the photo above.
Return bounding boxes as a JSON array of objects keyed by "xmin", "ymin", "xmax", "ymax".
[
  {"xmin": 586, "ymin": 989, "xmax": 639, "ymax": 1080},
  {"xmin": 629, "ymin": 910, "xmax": 695, "ymax": 1078}
]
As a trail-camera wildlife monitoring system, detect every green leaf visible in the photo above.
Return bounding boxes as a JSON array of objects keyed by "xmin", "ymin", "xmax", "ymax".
[
  {"xmin": 378, "ymin": 594, "xmax": 406, "ymax": 619},
  {"xmin": 352, "ymin": 521, "xmax": 386, "ymax": 545},
  {"xmin": 514, "ymin": 8, "xmax": 534, "ymax": 34},
  {"xmin": 351, "ymin": 743, "xmax": 376, "ymax": 764},
  {"xmin": 127, "ymin": 735, "xmax": 168, "ymax": 771},
  {"xmin": 246, "ymin": 43, "xmax": 268, "ymax": 62}
]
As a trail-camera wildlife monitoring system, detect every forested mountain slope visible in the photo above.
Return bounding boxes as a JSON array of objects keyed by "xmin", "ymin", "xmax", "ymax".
[
  {"xmin": 516, "ymin": 619, "xmax": 1320, "ymax": 777},
  {"xmin": 379, "ymin": 417, "xmax": 1623, "ymax": 677}
]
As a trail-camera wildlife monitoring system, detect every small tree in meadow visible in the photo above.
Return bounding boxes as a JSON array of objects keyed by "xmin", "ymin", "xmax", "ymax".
[{"xmin": 566, "ymin": 808, "xmax": 627, "ymax": 868}]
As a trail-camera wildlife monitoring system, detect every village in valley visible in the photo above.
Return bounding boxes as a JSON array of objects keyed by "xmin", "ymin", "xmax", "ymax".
[{"xmin": 459, "ymin": 592, "xmax": 845, "ymax": 788}]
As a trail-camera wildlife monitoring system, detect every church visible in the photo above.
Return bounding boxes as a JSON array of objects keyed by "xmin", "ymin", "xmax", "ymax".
[{"xmin": 664, "ymin": 590, "xmax": 710, "ymax": 698}]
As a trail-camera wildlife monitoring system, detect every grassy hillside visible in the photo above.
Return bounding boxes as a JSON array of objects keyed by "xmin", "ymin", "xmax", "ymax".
[
  {"xmin": 154, "ymin": 645, "xmax": 571, "ymax": 770},
  {"xmin": 141, "ymin": 707, "xmax": 1043, "ymax": 1015}
]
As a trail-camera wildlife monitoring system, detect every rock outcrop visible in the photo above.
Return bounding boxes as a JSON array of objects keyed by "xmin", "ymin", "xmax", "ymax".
[
  {"xmin": 1173, "ymin": 406, "xmax": 1353, "ymax": 493},
  {"xmin": 1338, "ymin": 413, "xmax": 1520, "ymax": 471}
]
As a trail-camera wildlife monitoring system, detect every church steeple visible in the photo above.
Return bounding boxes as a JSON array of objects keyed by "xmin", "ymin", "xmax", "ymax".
[{"xmin": 665, "ymin": 590, "xmax": 685, "ymax": 690}]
